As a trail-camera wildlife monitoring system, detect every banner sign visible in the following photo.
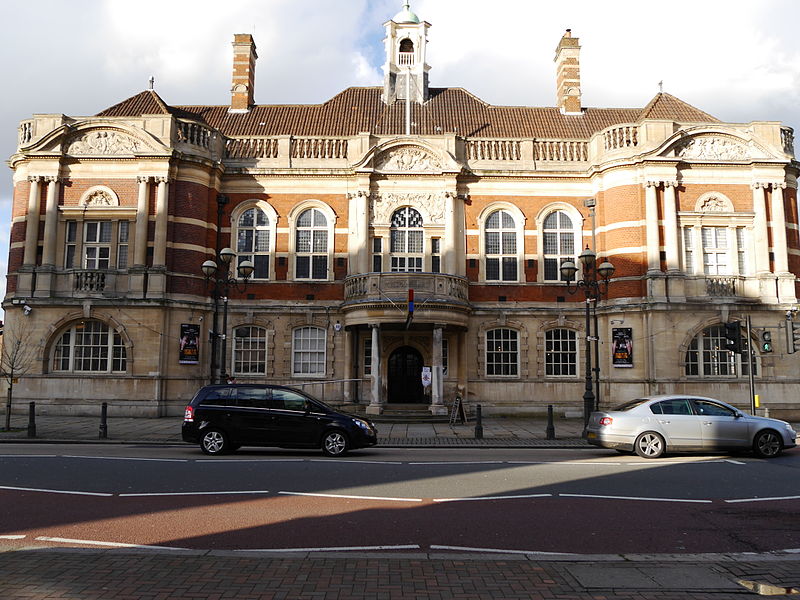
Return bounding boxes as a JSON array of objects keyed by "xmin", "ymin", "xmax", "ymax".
[
  {"xmin": 611, "ymin": 327, "xmax": 633, "ymax": 368},
  {"xmin": 421, "ymin": 366, "xmax": 432, "ymax": 387},
  {"xmin": 179, "ymin": 323, "xmax": 200, "ymax": 365}
]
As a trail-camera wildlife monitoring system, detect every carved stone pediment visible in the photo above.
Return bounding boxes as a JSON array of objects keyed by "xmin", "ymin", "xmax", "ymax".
[
  {"xmin": 372, "ymin": 192, "xmax": 445, "ymax": 225},
  {"xmin": 375, "ymin": 145, "xmax": 442, "ymax": 172},
  {"xmin": 671, "ymin": 135, "xmax": 750, "ymax": 161},
  {"xmin": 79, "ymin": 186, "xmax": 120, "ymax": 207},
  {"xmin": 694, "ymin": 192, "xmax": 733, "ymax": 213},
  {"xmin": 66, "ymin": 129, "xmax": 149, "ymax": 155}
]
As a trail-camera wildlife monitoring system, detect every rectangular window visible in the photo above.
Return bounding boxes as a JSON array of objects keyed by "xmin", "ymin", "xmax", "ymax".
[
  {"xmin": 117, "ymin": 221, "xmax": 129, "ymax": 270},
  {"xmin": 84, "ymin": 221, "xmax": 112, "ymax": 269},
  {"xmin": 442, "ymin": 338, "xmax": 449, "ymax": 376},
  {"xmin": 65, "ymin": 221, "xmax": 77, "ymax": 268},
  {"xmin": 364, "ymin": 338, "xmax": 372, "ymax": 375},
  {"xmin": 683, "ymin": 227, "xmax": 694, "ymax": 274},
  {"xmin": 431, "ymin": 238, "xmax": 441, "ymax": 273},
  {"xmin": 372, "ymin": 238, "xmax": 383, "ymax": 272},
  {"xmin": 702, "ymin": 227, "xmax": 728, "ymax": 275},
  {"xmin": 736, "ymin": 227, "xmax": 746, "ymax": 275},
  {"xmin": 545, "ymin": 329, "xmax": 577, "ymax": 376},
  {"xmin": 292, "ymin": 327, "xmax": 326, "ymax": 376},
  {"xmin": 486, "ymin": 328, "xmax": 518, "ymax": 376}
]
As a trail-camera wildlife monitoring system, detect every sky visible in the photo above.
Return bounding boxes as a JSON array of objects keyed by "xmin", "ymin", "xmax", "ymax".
[{"xmin": 1, "ymin": 0, "xmax": 799, "ymax": 311}]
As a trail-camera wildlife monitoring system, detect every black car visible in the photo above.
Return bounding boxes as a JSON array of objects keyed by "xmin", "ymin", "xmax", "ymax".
[{"xmin": 182, "ymin": 384, "xmax": 378, "ymax": 456}]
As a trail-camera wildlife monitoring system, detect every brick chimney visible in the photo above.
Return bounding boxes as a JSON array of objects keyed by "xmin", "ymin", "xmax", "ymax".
[
  {"xmin": 230, "ymin": 34, "xmax": 257, "ymax": 112},
  {"xmin": 554, "ymin": 29, "xmax": 582, "ymax": 115}
]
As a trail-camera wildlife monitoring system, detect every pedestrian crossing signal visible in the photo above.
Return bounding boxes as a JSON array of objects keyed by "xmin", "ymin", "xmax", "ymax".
[{"xmin": 761, "ymin": 331, "xmax": 773, "ymax": 353}]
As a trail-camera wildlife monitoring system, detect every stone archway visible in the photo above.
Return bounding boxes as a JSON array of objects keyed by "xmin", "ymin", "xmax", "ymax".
[{"xmin": 387, "ymin": 345, "xmax": 424, "ymax": 403}]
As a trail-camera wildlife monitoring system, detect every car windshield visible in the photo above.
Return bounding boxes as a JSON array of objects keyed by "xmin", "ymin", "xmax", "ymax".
[{"xmin": 612, "ymin": 398, "xmax": 650, "ymax": 411}]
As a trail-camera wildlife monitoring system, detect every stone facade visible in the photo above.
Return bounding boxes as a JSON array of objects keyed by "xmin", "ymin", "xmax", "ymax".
[{"xmin": 4, "ymin": 4, "xmax": 800, "ymax": 419}]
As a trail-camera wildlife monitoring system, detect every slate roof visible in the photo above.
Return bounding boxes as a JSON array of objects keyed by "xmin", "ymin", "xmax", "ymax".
[{"xmin": 96, "ymin": 88, "xmax": 719, "ymax": 140}]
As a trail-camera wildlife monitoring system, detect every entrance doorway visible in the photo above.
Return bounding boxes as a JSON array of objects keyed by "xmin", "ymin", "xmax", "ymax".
[{"xmin": 387, "ymin": 346, "xmax": 425, "ymax": 403}]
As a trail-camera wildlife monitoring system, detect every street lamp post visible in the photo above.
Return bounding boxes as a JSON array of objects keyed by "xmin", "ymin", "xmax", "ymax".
[
  {"xmin": 560, "ymin": 247, "xmax": 615, "ymax": 431},
  {"xmin": 202, "ymin": 248, "xmax": 254, "ymax": 384}
]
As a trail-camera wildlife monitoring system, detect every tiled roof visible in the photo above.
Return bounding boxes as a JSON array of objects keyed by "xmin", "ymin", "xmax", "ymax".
[{"xmin": 96, "ymin": 87, "xmax": 719, "ymax": 140}]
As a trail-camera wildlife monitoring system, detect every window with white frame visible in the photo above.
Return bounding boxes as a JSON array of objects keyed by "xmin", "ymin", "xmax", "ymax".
[
  {"xmin": 295, "ymin": 208, "xmax": 328, "ymax": 280},
  {"xmin": 485, "ymin": 328, "xmax": 519, "ymax": 376},
  {"xmin": 702, "ymin": 227, "xmax": 729, "ymax": 275},
  {"xmin": 232, "ymin": 326, "xmax": 267, "ymax": 375},
  {"xmin": 64, "ymin": 220, "xmax": 131, "ymax": 270},
  {"xmin": 682, "ymin": 227, "xmax": 695, "ymax": 274},
  {"xmin": 292, "ymin": 326, "xmax": 326, "ymax": 376},
  {"xmin": 685, "ymin": 324, "xmax": 757, "ymax": 378},
  {"xmin": 545, "ymin": 329, "xmax": 577, "ymax": 376},
  {"xmin": 363, "ymin": 337, "xmax": 372, "ymax": 375},
  {"xmin": 484, "ymin": 209, "xmax": 518, "ymax": 281},
  {"xmin": 117, "ymin": 221, "xmax": 129, "ymax": 270},
  {"xmin": 52, "ymin": 320, "xmax": 126, "ymax": 373},
  {"xmin": 681, "ymin": 224, "xmax": 749, "ymax": 276},
  {"xmin": 84, "ymin": 221, "xmax": 112, "ymax": 269},
  {"xmin": 390, "ymin": 207, "xmax": 424, "ymax": 272},
  {"xmin": 237, "ymin": 207, "xmax": 271, "ymax": 279},
  {"xmin": 542, "ymin": 210, "xmax": 575, "ymax": 281}
]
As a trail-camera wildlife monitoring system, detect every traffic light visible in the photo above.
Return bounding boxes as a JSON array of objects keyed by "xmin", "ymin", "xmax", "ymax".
[
  {"xmin": 786, "ymin": 320, "xmax": 800, "ymax": 354},
  {"xmin": 724, "ymin": 322, "xmax": 742, "ymax": 354},
  {"xmin": 761, "ymin": 330, "xmax": 773, "ymax": 353}
]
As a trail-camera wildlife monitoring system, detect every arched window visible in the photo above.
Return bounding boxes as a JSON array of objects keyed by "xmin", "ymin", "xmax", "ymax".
[
  {"xmin": 295, "ymin": 208, "xmax": 328, "ymax": 280},
  {"xmin": 398, "ymin": 39, "xmax": 414, "ymax": 65},
  {"xmin": 685, "ymin": 324, "xmax": 757, "ymax": 378},
  {"xmin": 542, "ymin": 210, "xmax": 576, "ymax": 281},
  {"xmin": 292, "ymin": 326, "xmax": 326, "ymax": 376},
  {"xmin": 232, "ymin": 326, "xmax": 267, "ymax": 376},
  {"xmin": 236, "ymin": 207, "xmax": 271, "ymax": 280},
  {"xmin": 52, "ymin": 320, "xmax": 126, "ymax": 373},
  {"xmin": 484, "ymin": 209, "xmax": 518, "ymax": 282},
  {"xmin": 390, "ymin": 207, "xmax": 424, "ymax": 272},
  {"xmin": 545, "ymin": 329, "xmax": 577, "ymax": 376},
  {"xmin": 485, "ymin": 328, "xmax": 519, "ymax": 377}
]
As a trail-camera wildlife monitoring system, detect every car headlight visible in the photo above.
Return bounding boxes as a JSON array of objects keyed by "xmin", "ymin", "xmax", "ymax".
[{"xmin": 353, "ymin": 418, "xmax": 373, "ymax": 433}]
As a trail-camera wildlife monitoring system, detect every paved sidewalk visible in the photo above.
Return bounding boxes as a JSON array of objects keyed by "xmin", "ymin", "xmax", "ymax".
[{"xmin": 0, "ymin": 413, "xmax": 588, "ymax": 447}]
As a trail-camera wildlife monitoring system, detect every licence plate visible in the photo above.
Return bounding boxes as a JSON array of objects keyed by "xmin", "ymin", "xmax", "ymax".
[{"xmin": 586, "ymin": 432, "xmax": 597, "ymax": 440}]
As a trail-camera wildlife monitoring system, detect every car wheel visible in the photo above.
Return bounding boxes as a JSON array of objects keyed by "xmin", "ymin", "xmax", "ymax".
[
  {"xmin": 321, "ymin": 430, "xmax": 349, "ymax": 457},
  {"xmin": 753, "ymin": 429, "xmax": 782, "ymax": 458},
  {"xmin": 634, "ymin": 432, "xmax": 665, "ymax": 459},
  {"xmin": 200, "ymin": 429, "xmax": 230, "ymax": 455}
]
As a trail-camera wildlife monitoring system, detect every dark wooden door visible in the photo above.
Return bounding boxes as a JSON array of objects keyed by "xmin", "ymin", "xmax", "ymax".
[{"xmin": 387, "ymin": 346, "xmax": 425, "ymax": 403}]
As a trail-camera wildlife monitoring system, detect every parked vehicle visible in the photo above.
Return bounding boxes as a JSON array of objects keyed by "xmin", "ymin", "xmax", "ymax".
[
  {"xmin": 586, "ymin": 395, "xmax": 797, "ymax": 459},
  {"xmin": 182, "ymin": 384, "xmax": 378, "ymax": 457}
]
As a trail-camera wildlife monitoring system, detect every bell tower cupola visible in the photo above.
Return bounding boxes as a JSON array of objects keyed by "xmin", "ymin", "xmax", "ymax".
[{"xmin": 382, "ymin": 2, "xmax": 431, "ymax": 104}]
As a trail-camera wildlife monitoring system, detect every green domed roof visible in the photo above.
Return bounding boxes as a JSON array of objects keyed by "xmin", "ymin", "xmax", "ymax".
[{"xmin": 393, "ymin": 2, "xmax": 420, "ymax": 24}]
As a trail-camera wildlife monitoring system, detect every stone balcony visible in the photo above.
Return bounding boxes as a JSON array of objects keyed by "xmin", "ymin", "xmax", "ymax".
[{"xmin": 342, "ymin": 272, "xmax": 471, "ymax": 328}]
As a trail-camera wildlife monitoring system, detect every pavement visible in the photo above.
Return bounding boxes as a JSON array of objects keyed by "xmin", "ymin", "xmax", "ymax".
[{"xmin": 2, "ymin": 412, "xmax": 800, "ymax": 599}]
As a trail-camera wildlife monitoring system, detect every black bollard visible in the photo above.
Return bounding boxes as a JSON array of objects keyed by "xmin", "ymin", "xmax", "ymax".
[
  {"xmin": 474, "ymin": 404, "xmax": 483, "ymax": 439},
  {"xmin": 27, "ymin": 402, "xmax": 36, "ymax": 438},
  {"xmin": 545, "ymin": 405, "xmax": 555, "ymax": 440},
  {"xmin": 99, "ymin": 402, "xmax": 108, "ymax": 439}
]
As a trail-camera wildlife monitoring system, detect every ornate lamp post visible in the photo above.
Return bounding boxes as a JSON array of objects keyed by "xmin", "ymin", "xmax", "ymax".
[
  {"xmin": 202, "ymin": 248, "xmax": 254, "ymax": 384},
  {"xmin": 560, "ymin": 247, "xmax": 615, "ymax": 431}
]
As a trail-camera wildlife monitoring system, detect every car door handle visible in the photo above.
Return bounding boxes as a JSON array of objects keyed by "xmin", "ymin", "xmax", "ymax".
[
  {"xmin": 658, "ymin": 420, "xmax": 670, "ymax": 424},
  {"xmin": 703, "ymin": 421, "xmax": 713, "ymax": 426}
]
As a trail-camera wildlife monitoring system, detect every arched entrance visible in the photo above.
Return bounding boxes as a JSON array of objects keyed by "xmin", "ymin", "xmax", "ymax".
[{"xmin": 387, "ymin": 346, "xmax": 425, "ymax": 403}]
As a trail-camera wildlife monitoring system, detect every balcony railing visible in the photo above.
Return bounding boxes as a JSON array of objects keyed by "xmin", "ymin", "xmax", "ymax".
[
  {"xmin": 343, "ymin": 272, "xmax": 470, "ymax": 308},
  {"xmin": 705, "ymin": 276, "xmax": 738, "ymax": 297}
]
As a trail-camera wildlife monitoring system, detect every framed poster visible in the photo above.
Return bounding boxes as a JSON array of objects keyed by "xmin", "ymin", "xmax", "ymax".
[
  {"xmin": 179, "ymin": 323, "xmax": 200, "ymax": 365},
  {"xmin": 611, "ymin": 327, "xmax": 633, "ymax": 368}
]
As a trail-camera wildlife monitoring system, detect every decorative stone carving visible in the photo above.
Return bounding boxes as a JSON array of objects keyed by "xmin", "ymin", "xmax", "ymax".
[
  {"xmin": 375, "ymin": 145, "xmax": 441, "ymax": 172},
  {"xmin": 67, "ymin": 130, "xmax": 144, "ymax": 155},
  {"xmin": 80, "ymin": 187, "xmax": 119, "ymax": 207},
  {"xmin": 674, "ymin": 136, "xmax": 749, "ymax": 161},
  {"xmin": 694, "ymin": 192, "xmax": 733, "ymax": 213},
  {"xmin": 372, "ymin": 192, "xmax": 446, "ymax": 224}
]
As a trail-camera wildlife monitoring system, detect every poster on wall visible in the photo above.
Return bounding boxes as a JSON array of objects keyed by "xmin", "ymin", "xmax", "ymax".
[
  {"xmin": 179, "ymin": 323, "xmax": 200, "ymax": 365},
  {"xmin": 611, "ymin": 327, "xmax": 633, "ymax": 368}
]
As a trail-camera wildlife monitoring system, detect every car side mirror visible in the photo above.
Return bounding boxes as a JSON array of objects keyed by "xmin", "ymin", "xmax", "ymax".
[
  {"xmin": 304, "ymin": 400, "xmax": 312, "ymax": 414},
  {"xmin": 734, "ymin": 411, "xmax": 743, "ymax": 419}
]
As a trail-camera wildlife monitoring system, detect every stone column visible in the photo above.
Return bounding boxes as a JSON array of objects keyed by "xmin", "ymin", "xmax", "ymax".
[
  {"xmin": 41, "ymin": 176, "xmax": 60, "ymax": 267},
  {"xmin": 153, "ymin": 177, "xmax": 169, "ymax": 267},
  {"xmin": 366, "ymin": 324, "xmax": 383, "ymax": 415},
  {"xmin": 662, "ymin": 181, "xmax": 679, "ymax": 271},
  {"xmin": 22, "ymin": 176, "xmax": 42, "ymax": 266},
  {"xmin": 134, "ymin": 176, "xmax": 150, "ymax": 267},
  {"xmin": 347, "ymin": 191, "xmax": 369, "ymax": 275},
  {"xmin": 644, "ymin": 181, "xmax": 661, "ymax": 272},
  {"xmin": 443, "ymin": 191, "xmax": 456, "ymax": 275},
  {"xmin": 342, "ymin": 327, "xmax": 353, "ymax": 403},
  {"xmin": 751, "ymin": 182, "xmax": 770, "ymax": 274},
  {"xmin": 430, "ymin": 325, "xmax": 447, "ymax": 415},
  {"xmin": 770, "ymin": 182, "xmax": 789, "ymax": 273}
]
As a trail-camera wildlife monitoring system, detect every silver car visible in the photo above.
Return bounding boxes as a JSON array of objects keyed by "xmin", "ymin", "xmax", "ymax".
[{"xmin": 586, "ymin": 395, "xmax": 797, "ymax": 459}]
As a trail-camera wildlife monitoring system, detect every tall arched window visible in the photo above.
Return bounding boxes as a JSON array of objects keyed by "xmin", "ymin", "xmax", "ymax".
[
  {"xmin": 295, "ymin": 208, "xmax": 328, "ymax": 280},
  {"xmin": 292, "ymin": 326, "xmax": 326, "ymax": 376},
  {"xmin": 685, "ymin": 324, "xmax": 757, "ymax": 378},
  {"xmin": 236, "ymin": 207, "xmax": 270, "ymax": 279},
  {"xmin": 232, "ymin": 326, "xmax": 267, "ymax": 375},
  {"xmin": 542, "ymin": 210, "xmax": 575, "ymax": 281},
  {"xmin": 390, "ymin": 207, "xmax": 424, "ymax": 272},
  {"xmin": 484, "ymin": 209, "xmax": 518, "ymax": 281},
  {"xmin": 485, "ymin": 328, "xmax": 519, "ymax": 377},
  {"xmin": 52, "ymin": 320, "xmax": 126, "ymax": 373}
]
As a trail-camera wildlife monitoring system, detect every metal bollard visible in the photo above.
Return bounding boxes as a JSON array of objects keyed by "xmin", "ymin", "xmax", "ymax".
[
  {"xmin": 474, "ymin": 404, "xmax": 483, "ymax": 439},
  {"xmin": 99, "ymin": 402, "xmax": 108, "ymax": 439},
  {"xmin": 546, "ymin": 404, "xmax": 555, "ymax": 440},
  {"xmin": 27, "ymin": 402, "xmax": 36, "ymax": 438}
]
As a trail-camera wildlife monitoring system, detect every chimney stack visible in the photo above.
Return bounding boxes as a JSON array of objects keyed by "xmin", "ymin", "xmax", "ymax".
[
  {"xmin": 230, "ymin": 34, "xmax": 257, "ymax": 112},
  {"xmin": 554, "ymin": 29, "xmax": 582, "ymax": 115}
]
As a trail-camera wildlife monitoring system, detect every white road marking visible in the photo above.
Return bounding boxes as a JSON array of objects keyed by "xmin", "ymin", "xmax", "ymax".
[
  {"xmin": 0, "ymin": 485, "xmax": 112, "ymax": 497},
  {"xmin": 430, "ymin": 544, "xmax": 576, "ymax": 556},
  {"xmin": 196, "ymin": 459, "xmax": 305, "ymax": 463},
  {"xmin": 724, "ymin": 459, "xmax": 747, "ymax": 465},
  {"xmin": 35, "ymin": 537, "xmax": 191, "ymax": 550},
  {"xmin": 279, "ymin": 491, "xmax": 422, "ymax": 503},
  {"xmin": 408, "ymin": 461, "xmax": 505, "ymax": 465},
  {"xmin": 0, "ymin": 535, "xmax": 26, "ymax": 540},
  {"xmin": 307, "ymin": 459, "xmax": 403, "ymax": 465},
  {"xmin": 237, "ymin": 544, "xmax": 420, "ymax": 553},
  {"xmin": 61, "ymin": 455, "xmax": 188, "ymax": 462},
  {"xmin": 120, "ymin": 490, "xmax": 271, "ymax": 497},
  {"xmin": 725, "ymin": 495, "xmax": 800, "ymax": 504},
  {"xmin": 560, "ymin": 493, "xmax": 713, "ymax": 504},
  {"xmin": 506, "ymin": 461, "xmax": 624, "ymax": 466},
  {"xmin": 433, "ymin": 493, "xmax": 552, "ymax": 503},
  {"xmin": 0, "ymin": 455, "xmax": 59, "ymax": 458}
]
